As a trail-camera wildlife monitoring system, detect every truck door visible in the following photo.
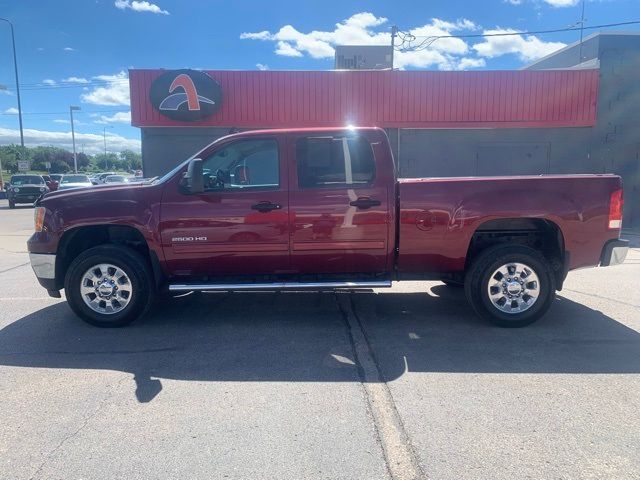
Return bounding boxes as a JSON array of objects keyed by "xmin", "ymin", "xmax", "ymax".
[
  {"xmin": 288, "ymin": 132, "xmax": 391, "ymax": 274},
  {"xmin": 159, "ymin": 136, "xmax": 290, "ymax": 277}
]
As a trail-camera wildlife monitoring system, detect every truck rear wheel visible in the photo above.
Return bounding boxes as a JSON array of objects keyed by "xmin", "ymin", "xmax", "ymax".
[
  {"xmin": 464, "ymin": 245, "xmax": 556, "ymax": 328},
  {"xmin": 64, "ymin": 245, "xmax": 155, "ymax": 327}
]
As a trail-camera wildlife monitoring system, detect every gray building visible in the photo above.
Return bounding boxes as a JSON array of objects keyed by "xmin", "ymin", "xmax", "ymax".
[
  {"xmin": 135, "ymin": 32, "xmax": 639, "ymax": 226},
  {"xmin": 384, "ymin": 32, "xmax": 639, "ymax": 226}
]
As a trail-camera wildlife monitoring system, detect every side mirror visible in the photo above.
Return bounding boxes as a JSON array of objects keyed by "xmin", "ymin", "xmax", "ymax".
[{"xmin": 180, "ymin": 158, "xmax": 204, "ymax": 194}]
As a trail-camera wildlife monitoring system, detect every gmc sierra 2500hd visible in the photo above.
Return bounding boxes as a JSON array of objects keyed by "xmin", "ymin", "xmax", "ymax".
[{"xmin": 27, "ymin": 127, "xmax": 628, "ymax": 327}]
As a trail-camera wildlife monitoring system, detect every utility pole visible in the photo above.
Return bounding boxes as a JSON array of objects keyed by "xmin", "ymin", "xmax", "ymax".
[
  {"xmin": 0, "ymin": 18, "xmax": 24, "ymax": 147},
  {"xmin": 70, "ymin": 106, "xmax": 80, "ymax": 173},
  {"xmin": 578, "ymin": 0, "xmax": 586, "ymax": 63},
  {"xmin": 390, "ymin": 25, "xmax": 398, "ymax": 70}
]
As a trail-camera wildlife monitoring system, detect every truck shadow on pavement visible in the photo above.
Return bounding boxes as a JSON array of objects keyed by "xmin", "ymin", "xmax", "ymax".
[{"xmin": 1, "ymin": 286, "xmax": 639, "ymax": 403}]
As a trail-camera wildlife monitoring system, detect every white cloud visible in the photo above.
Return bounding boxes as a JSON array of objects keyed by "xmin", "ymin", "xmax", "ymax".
[
  {"xmin": 62, "ymin": 76, "xmax": 89, "ymax": 84},
  {"xmin": 53, "ymin": 118, "xmax": 89, "ymax": 126},
  {"xmin": 3, "ymin": 107, "xmax": 19, "ymax": 114},
  {"xmin": 42, "ymin": 79, "xmax": 56, "ymax": 85},
  {"xmin": 114, "ymin": 0, "xmax": 169, "ymax": 15},
  {"xmin": 505, "ymin": 0, "xmax": 578, "ymax": 5},
  {"xmin": 241, "ymin": 12, "xmax": 484, "ymax": 70},
  {"xmin": 81, "ymin": 71, "xmax": 129, "ymax": 106},
  {"xmin": 543, "ymin": 0, "xmax": 579, "ymax": 6},
  {"xmin": 0, "ymin": 126, "xmax": 140, "ymax": 154},
  {"xmin": 473, "ymin": 28, "xmax": 566, "ymax": 61},
  {"xmin": 256, "ymin": 63, "xmax": 269, "ymax": 71},
  {"xmin": 275, "ymin": 41, "xmax": 303, "ymax": 57},
  {"xmin": 94, "ymin": 111, "xmax": 132, "ymax": 124},
  {"xmin": 454, "ymin": 57, "xmax": 487, "ymax": 70},
  {"xmin": 63, "ymin": 47, "xmax": 76, "ymax": 52}
]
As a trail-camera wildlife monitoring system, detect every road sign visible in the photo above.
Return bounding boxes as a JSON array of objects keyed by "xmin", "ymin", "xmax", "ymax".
[
  {"xmin": 45, "ymin": 162, "xmax": 51, "ymax": 169},
  {"xmin": 18, "ymin": 161, "xmax": 29, "ymax": 172}
]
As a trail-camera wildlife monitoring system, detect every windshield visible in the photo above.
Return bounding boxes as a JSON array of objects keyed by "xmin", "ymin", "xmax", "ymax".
[
  {"xmin": 61, "ymin": 175, "xmax": 90, "ymax": 184},
  {"xmin": 11, "ymin": 176, "xmax": 44, "ymax": 185},
  {"xmin": 153, "ymin": 135, "xmax": 232, "ymax": 185}
]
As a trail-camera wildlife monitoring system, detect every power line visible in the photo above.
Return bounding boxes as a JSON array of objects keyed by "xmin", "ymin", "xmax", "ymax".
[
  {"xmin": 0, "ymin": 109, "xmax": 126, "ymax": 116},
  {"xmin": 0, "ymin": 78, "xmax": 129, "ymax": 92},
  {"xmin": 396, "ymin": 19, "xmax": 640, "ymax": 52}
]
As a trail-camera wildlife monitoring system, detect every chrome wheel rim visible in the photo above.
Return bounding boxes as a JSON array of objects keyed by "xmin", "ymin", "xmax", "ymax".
[
  {"xmin": 487, "ymin": 262, "xmax": 540, "ymax": 314},
  {"xmin": 80, "ymin": 263, "xmax": 133, "ymax": 315}
]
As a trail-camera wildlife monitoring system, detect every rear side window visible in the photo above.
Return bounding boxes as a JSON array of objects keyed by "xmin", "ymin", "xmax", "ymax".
[{"xmin": 296, "ymin": 136, "xmax": 375, "ymax": 188}]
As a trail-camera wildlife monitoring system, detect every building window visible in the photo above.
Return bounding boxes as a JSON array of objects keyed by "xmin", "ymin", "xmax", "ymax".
[{"xmin": 202, "ymin": 138, "xmax": 279, "ymax": 190}]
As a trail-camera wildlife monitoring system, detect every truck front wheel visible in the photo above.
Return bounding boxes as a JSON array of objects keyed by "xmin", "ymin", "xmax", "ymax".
[
  {"xmin": 464, "ymin": 245, "xmax": 556, "ymax": 328},
  {"xmin": 64, "ymin": 245, "xmax": 155, "ymax": 327}
]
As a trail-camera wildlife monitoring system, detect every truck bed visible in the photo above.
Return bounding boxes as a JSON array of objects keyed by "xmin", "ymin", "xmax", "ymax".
[{"xmin": 397, "ymin": 174, "xmax": 622, "ymax": 274}]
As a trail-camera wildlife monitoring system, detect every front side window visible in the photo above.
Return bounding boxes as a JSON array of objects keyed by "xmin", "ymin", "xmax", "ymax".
[
  {"xmin": 202, "ymin": 138, "xmax": 279, "ymax": 191},
  {"xmin": 296, "ymin": 136, "xmax": 375, "ymax": 189}
]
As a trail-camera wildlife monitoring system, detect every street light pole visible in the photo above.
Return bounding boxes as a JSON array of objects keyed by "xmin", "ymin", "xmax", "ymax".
[
  {"xmin": 103, "ymin": 126, "xmax": 113, "ymax": 170},
  {"xmin": 70, "ymin": 106, "xmax": 80, "ymax": 173},
  {"xmin": 0, "ymin": 18, "xmax": 24, "ymax": 147}
]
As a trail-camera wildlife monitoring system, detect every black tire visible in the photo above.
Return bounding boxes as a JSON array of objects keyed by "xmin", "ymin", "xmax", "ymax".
[
  {"xmin": 464, "ymin": 244, "xmax": 556, "ymax": 328},
  {"xmin": 8, "ymin": 199, "xmax": 15, "ymax": 209},
  {"xmin": 442, "ymin": 280, "xmax": 464, "ymax": 288},
  {"xmin": 64, "ymin": 244, "xmax": 155, "ymax": 327}
]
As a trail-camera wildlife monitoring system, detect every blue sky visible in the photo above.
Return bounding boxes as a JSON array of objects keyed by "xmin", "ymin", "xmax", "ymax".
[{"xmin": 0, "ymin": 0, "xmax": 637, "ymax": 153}]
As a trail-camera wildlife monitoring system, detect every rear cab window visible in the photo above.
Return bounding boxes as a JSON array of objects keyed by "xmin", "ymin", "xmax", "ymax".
[{"xmin": 295, "ymin": 135, "xmax": 375, "ymax": 189}]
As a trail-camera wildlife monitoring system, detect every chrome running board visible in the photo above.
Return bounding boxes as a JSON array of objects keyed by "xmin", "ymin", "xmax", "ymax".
[{"xmin": 168, "ymin": 280, "xmax": 392, "ymax": 292}]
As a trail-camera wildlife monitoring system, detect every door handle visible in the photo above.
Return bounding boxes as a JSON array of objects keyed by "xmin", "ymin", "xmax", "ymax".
[
  {"xmin": 349, "ymin": 197, "xmax": 381, "ymax": 210},
  {"xmin": 251, "ymin": 201, "xmax": 282, "ymax": 213}
]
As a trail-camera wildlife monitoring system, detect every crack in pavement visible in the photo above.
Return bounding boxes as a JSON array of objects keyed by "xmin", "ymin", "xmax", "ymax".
[
  {"xmin": 28, "ymin": 375, "xmax": 129, "ymax": 480},
  {"xmin": 336, "ymin": 292, "xmax": 425, "ymax": 480},
  {"xmin": 561, "ymin": 289, "xmax": 640, "ymax": 309},
  {"xmin": 0, "ymin": 262, "xmax": 29, "ymax": 275}
]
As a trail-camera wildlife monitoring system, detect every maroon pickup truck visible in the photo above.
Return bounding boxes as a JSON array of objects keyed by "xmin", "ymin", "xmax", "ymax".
[{"xmin": 27, "ymin": 127, "xmax": 628, "ymax": 328}]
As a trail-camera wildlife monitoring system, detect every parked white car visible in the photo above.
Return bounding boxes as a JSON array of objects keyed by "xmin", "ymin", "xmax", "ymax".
[{"xmin": 58, "ymin": 174, "xmax": 93, "ymax": 191}]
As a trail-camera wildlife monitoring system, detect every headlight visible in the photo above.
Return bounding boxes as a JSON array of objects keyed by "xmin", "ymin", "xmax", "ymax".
[
  {"xmin": 34, "ymin": 207, "xmax": 46, "ymax": 232},
  {"xmin": 13, "ymin": 187, "xmax": 19, "ymax": 193},
  {"xmin": 40, "ymin": 187, "xmax": 46, "ymax": 192}
]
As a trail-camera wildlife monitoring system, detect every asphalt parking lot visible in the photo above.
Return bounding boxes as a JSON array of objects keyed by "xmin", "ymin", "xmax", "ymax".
[{"xmin": 1, "ymin": 199, "xmax": 639, "ymax": 480}]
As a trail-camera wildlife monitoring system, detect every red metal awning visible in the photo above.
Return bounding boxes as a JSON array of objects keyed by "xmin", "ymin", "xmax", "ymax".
[{"xmin": 130, "ymin": 69, "xmax": 599, "ymax": 129}]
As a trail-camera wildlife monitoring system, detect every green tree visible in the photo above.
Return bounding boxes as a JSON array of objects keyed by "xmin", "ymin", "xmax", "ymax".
[
  {"xmin": 119, "ymin": 150, "xmax": 142, "ymax": 171},
  {"xmin": 0, "ymin": 145, "xmax": 31, "ymax": 173},
  {"xmin": 94, "ymin": 153, "xmax": 121, "ymax": 171}
]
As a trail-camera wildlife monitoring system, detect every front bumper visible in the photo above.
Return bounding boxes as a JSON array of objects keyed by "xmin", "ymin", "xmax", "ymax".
[
  {"xmin": 29, "ymin": 253, "xmax": 59, "ymax": 296},
  {"xmin": 29, "ymin": 253, "xmax": 56, "ymax": 279},
  {"xmin": 11, "ymin": 194, "xmax": 42, "ymax": 203},
  {"xmin": 600, "ymin": 239, "xmax": 629, "ymax": 266}
]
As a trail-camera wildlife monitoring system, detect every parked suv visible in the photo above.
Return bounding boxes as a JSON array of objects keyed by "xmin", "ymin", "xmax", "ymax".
[{"xmin": 7, "ymin": 175, "xmax": 49, "ymax": 208}]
